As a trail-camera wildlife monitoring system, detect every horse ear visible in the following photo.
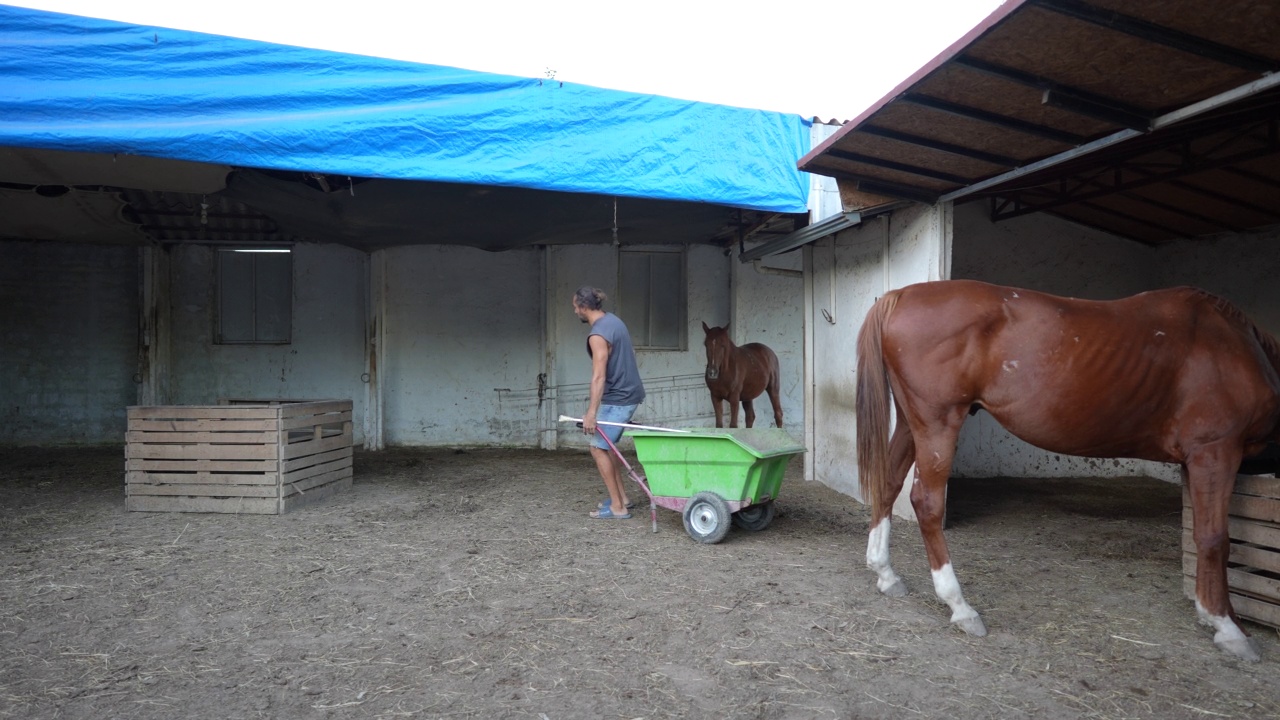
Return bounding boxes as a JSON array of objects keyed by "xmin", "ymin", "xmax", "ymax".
[{"xmin": 702, "ymin": 321, "xmax": 710, "ymax": 333}]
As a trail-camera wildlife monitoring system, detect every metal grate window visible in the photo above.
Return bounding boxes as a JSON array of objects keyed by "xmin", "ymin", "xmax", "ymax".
[
  {"xmin": 617, "ymin": 248, "xmax": 685, "ymax": 350},
  {"xmin": 216, "ymin": 249, "xmax": 292, "ymax": 344}
]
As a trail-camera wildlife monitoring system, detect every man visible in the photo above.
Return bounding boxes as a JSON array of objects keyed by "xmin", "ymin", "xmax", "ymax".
[{"xmin": 572, "ymin": 286, "xmax": 645, "ymax": 519}]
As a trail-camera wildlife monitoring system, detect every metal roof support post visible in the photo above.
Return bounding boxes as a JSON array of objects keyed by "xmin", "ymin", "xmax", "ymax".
[
  {"xmin": 362, "ymin": 251, "xmax": 386, "ymax": 451},
  {"xmin": 137, "ymin": 245, "xmax": 172, "ymax": 406}
]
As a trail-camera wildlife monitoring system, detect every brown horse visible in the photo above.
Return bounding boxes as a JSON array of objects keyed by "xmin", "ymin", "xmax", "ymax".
[
  {"xmin": 702, "ymin": 322, "xmax": 784, "ymax": 429},
  {"xmin": 856, "ymin": 279, "xmax": 1280, "ymax": 661}
]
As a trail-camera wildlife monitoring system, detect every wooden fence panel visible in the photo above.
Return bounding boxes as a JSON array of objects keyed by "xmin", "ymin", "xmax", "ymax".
[{"xmin": 1182, "ymin": 477, "xmax": 1280, "ymax": 630}]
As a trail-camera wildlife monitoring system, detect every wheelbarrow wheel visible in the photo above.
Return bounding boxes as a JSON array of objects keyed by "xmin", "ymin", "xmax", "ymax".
[
  {"xmin": 682, "ymin": 492, "xmax": 731, "ymax": 544},
  {"xmin": 732, "ymin": 500, "xmax": 775, "ymax": 532}
]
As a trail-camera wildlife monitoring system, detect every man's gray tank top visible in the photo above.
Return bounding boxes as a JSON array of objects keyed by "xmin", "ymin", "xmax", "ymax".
[{"xmin": 588, "ymin": 313, "xmax": 646, "ymax": 405}]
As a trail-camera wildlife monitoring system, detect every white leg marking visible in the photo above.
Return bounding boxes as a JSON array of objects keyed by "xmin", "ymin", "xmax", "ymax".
[
  {"xmin": 866, "ymin": 518, "xmax": 906, "ymax": 597},
  {"xmin": 932, "ymin": 563, "xmax": 986, "ymax": 636},
  {"xmin": 1195, "ymin": 600, "xmax": 1260, "ymax": 661}
]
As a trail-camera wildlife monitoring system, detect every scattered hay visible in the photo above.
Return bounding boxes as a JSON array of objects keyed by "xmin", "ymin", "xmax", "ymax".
[{"xmin": 0, "ymin": 447, "xmax": 1277, "ymax": 719}]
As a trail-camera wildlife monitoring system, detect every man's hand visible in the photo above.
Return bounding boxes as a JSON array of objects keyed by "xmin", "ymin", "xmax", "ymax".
[{"xmin": 582, "ymin": 411, "xmax": 597, "ymax": 436}]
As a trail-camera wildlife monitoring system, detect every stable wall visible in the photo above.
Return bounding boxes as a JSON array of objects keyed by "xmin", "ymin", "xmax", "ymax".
[
  {"xmin": 1, "ymin": 242, "xmax": 139, "ymax": 444},
  {"xmin": 371, "ymin": 240, "xmax": 776, "ymax": 448},
  {"xmin": 380, "ymin": 244, "xmax": 544, "ymax": 446},
  {"xmin": 3, "ymin": 237, "xmax": 791, "ymax": 449},
  {"xmin": 1158, "ymin": 225, "xmax": 1280, "ymax": 331},
  {"xmin": 808, "ymin": 204, "xmax": 952, "ymax": 502},
  {"xmin": 949, "ymin": 202, "xmax": 1160, "ymax": 298},
  {"xmin": 167, "ymin": 243, "xmax": 369, "ymax": 442}
]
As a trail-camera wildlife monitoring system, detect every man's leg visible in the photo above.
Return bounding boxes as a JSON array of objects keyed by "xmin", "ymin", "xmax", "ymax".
[{"xmin": 590, "ymin": 446, "xmax": 630, "ymax": 515}]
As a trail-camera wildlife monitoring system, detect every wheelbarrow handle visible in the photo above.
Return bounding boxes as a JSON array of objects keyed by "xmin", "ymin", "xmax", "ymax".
[{"xmin": 557, "ymin": 415, "xmax": 691, "ymax": 433}]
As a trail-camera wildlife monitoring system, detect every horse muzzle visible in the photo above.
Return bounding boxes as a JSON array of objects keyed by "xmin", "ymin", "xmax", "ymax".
[{"xmin": 705, "ymin": 366, "xmax": 719, "ymax": 380}]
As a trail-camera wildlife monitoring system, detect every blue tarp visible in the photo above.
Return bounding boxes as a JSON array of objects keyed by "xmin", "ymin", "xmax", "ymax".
[{"xmin": 0, "ymin": 5, "xmax": 812, "ymax": 213}]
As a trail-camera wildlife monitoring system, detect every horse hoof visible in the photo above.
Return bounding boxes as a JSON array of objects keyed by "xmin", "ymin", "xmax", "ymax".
[
  {"xmin": 879, "ymin": 579, "xmax": 908, "ymax": 597},
  {"xmin": 1216, "ymin": 635, "xmax": 1261, "ymax": 662},
  {"xmin": 954, "ymin": 615, "xmax": 987, "ymax": 637}
]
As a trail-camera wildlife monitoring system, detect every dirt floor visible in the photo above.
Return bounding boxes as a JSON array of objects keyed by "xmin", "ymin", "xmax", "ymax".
[{"xmin": 1, "ymin": 446, "xmax": 1278, "ymax": 720}]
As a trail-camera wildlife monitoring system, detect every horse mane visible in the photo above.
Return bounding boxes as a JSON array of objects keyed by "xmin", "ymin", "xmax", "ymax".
[{"xmin": 1189, "ymin": 287, "xmax": 1280, "ymax": 374}]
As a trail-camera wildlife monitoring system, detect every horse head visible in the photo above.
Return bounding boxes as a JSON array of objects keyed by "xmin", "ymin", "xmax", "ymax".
[{"xmin": 702, "ymin": 321, "xmax": 730, "ymax": 380}]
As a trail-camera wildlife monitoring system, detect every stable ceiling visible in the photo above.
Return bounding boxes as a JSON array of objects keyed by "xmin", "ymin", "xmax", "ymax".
[
  {"xmin": 0, "ymin": 146, "xmax": 797, "ymax": 252},
  {"xmin": 799, "ymin": 0, "xmax": 1280, "ymax": 245}
]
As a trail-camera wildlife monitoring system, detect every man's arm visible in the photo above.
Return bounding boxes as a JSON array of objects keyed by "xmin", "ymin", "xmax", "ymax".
[{"xmin": 583, "ymin": 334, "xmax": 610, "ymax": 436}]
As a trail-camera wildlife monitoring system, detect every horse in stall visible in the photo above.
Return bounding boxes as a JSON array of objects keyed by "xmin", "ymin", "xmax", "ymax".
[
  {"xmin": 855, "ymin": 279, "xmax": 1280, "ymax": 661},
  {"xmin": 702, "ymin": 322, "xmax": 784, "ymax": 428}
]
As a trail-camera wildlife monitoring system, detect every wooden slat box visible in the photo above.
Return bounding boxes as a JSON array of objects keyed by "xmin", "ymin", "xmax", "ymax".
[
  {"xmin": 126, "ymin": 399, "xmax": 354, "ymax": 514},
  {"xmin": 1182, "ymin": 475, "xmax": 1280, "ymax": 630}
]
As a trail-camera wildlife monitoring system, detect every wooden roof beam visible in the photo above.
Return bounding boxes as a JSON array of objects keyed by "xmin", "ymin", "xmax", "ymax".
[
  {"xmin": 902, "ymin": 93, "xmax": 1085, "ymax": 144},
  {"xmin": 1071, "ymin": 199, "xmax": 1184, "ymax": 238},
  {"xmin": 1164, "ymin": 178, "xmax": 1280, "ymax": 220},
  {"xmin": 1116, "ymin": 191, "xmax": 1242, "ymax": 232},
  {"xmin": 825, "ymin": 149, "xmax": 974, "ymax": 185},
  {"xmin": 1221, "ymin": 166, "xmax": 1280, "ymax": 190},
  {"xmin": 1041, "ymin": 89, "xmax": 1151, "ymax": 131},
  {"xmin": 954, "ymin": 55, "xmax": 1152, "ymax": 130},
  {"xmin": 1034, "ymin": 0, "xmax": 1279, "ymax": 74},
  {"xmin": 822, "ymin": 171, "xmax": 940, "ymax": 204},
  {"xmin": 1039, "ymin": 208, "xmax": 1160, "ymax": 246},
  {"xmin": 859, "ymin": 125, "xmax": 1020, "ymax": 167}
]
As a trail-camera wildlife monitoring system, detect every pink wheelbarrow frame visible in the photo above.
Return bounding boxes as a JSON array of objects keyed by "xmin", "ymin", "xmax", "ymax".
[{"xmin": 560, "ymin": 414, "xmax": 685, "ymax": 533}]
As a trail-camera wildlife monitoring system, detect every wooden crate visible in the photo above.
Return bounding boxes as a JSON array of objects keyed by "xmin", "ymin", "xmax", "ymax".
[
  {"xmin": 1182, "ymin": 475, "xmax": 1280, "ymax": 629},
  {"xmin": 126, "ymin": 399, "xmax": 354, "ymax": 514}
]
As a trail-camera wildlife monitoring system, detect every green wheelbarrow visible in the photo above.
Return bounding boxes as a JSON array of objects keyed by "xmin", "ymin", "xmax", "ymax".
[{"xmin": 624, "ymin": 427, "xmax": 806, "ymax": 544}]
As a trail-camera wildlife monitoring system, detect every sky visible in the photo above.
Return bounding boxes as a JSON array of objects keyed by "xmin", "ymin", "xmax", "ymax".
[{"xmin": 7, "ymin": 0, "xmax": 1009, "ymax": 121}]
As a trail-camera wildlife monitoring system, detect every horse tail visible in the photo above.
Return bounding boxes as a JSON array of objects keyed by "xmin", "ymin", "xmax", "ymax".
[
  {"xmin": 767, "ymin": 344, "xmax": 781, "ymax": 390},
  {"xmin": 856, "ymin": 291, "xmax": 899, "ymax": 514}
]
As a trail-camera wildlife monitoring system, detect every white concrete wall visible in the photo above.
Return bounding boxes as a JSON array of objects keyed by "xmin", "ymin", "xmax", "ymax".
[
  {"xmin": 1158, "ymin": 225, "xmax": 1280, "ymax": 332},
  {"xmin": 1, "ymin": 242, "xmax": 139, "ymax": 444},
  {"xmin": 887, "ymin": 202, "xmax": 952, "ymax": 289},
  {"xmin": 807, "ymin": 222, "xmax": 886, "ymax": 501},
  {"xmin": 167, "ymin": 244, "xmax": 369, "ymax": 440},
  {"xmin": 950, "ymin": 202, "xmax": 1160, "ymax": 299},
  {"xmin": 808, "ymin": 205, "xmax": 951, "ymax": 502},
  {"xmin": 3, "ymin": 237, "xmax": 741, "ymax": 449},
  {"xmin": 379, "ymin": 245, "xmax": 545, "ymax": 446}
]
